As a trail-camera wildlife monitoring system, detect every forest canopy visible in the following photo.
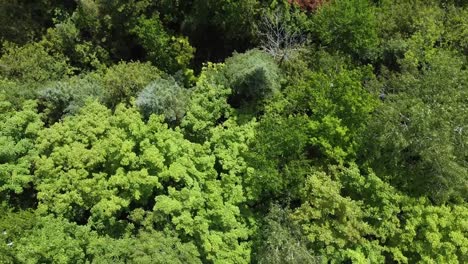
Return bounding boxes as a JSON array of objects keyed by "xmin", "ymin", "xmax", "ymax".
[{"xmin": 0, "ymin": 0, "xmax": 467, "ymax": 263}]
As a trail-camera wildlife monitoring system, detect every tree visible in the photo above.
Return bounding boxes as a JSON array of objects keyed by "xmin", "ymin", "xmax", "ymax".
[
  {"xmin": 181, "ymin": 63, "xmax": 233, "ymax": 142},
  {"xmin": 87, "ymin": 230, "xmax": 202, "ymax": 263},
  {"xmin": 0, "ymin": 42, "xmax": 72, "ymax": 103},
  {"xmin": 223, "ymin": 49, "xmax": 281, "ymax": 108},
  {"xmin": 292, "ymin": 168, "xmax": 376, "ymax": 262},
  {"xmin": 34, "ymin": 101, "xmax": 253, "ymax": 262},
  {"xmin": 136, "ymin": 77, "xmax": 189, "ymax": 123},
  {"xmin": 361, "ymin": 50, "xmax": 467, "ymax": 203},
  {"xmin": 100, "ymin": 61, "xmax": 161, "ymax": 108},
  {"xmin": 157, "ymin": 0, "xmax": 259, "ymax": 62},
  {"xmin": 14, "ymin": 215, "xmax": 90, "ymax": 264},
  {"xmin": 253, "ymin": 205, "xmax": 320, "ymax": 264},
  {"xmin": 283, "ymin": 66, "xmax": 377, "ymax": 163},
  {"xmin": 0, "ymin": 96, "xmax": 42, "ymax": 206},
  {"xmin": 0, "ymin": 0, "xmax": 72, "ymax": 47},
  {"xmin": 258, "ymin": 6, "xmax": 309, "ymax": 64},
  {"xmin": 311, "ymin": 0, "xmax": 379, "ymax": 62},
  {"xmin": 291, "ymin": 164, "xmax": 468, "ymax": 262},
  {"xmin": 131, "ymin": 15, "xmax": 195, "ymax": 74},
  {"xmin": 38, "ymin": 73, "xmax": 104, "ymax": 125},
  {"xmin": 287, "ymin": 0, "xmax": 326, "ymax": 11}
]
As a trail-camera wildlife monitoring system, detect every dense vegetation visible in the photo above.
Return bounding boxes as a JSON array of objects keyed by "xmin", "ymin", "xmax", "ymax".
[{"xmin": 0, "ymin": 0, "xmax": 467, "ymax": 263}]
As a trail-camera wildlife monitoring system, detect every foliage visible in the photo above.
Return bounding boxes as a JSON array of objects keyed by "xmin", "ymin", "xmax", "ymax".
[
  {"xmin": 281, "ymin": 66, "xmax": 378, "ymax": 163},
  {"xmin": 361, "ymin": 50, "xmax": 468, "ymax": 203},
  {"xmin": 254, "ymin": 205, "xmax": 320, "ymax": 264},
  {"xmin": 33, "ymin": 101, "xmax": 252, "ymax": 262},
  {"xmin": 14, "ymin": 215, "xmax": 90, "ymax": 264},
  {"xmin": 0, "ymin": 42, "xmax": 71, "ymax": 84},
  {"xmin": 179, "ymin": 0, "xmax": 259, "ymax": 61},
  {"xmin": 41, "ymin": 16, "xmax": 110, "ymax": 70},
  {"xmin": 245, "ymin": 113, "xmax": 309, "ymax": 201},
  {"xmin": 87, "ymin": 229, "xmax": 202, "ymax": 263},
  {"xmin": 223, "ymin": 49, "xmax": 281, "ymax": 107},
  {"xmin": 0, "ymin": 42, "xmax": 72, "ymax": 103},
  {"xmin": 292, "ymin": 164, "xmax": 468, "ymax": 263},
  {"xmin": 258, "ymin": 4, "xmax": 310, "ymax": 64},
  {"xmin": 38, "ymin": 73, "xmax": 104, "ymax": 124},
  {"xmin": 131, "ymin": 15, "xmax": 195, "ymax": 74},
  {"xmin": 182, "ymin": 63, "xmax": 233, "ymax": 142},
  {"xmin": 0, "ymin": 97, "xmax": 42, "ymax": 203},
  {"xmin": 100, "ymin": 61, "xmax": 161, "ymax": 108},
  {"xmin": 312, "ymin": 0, "xmax": 379, "ymax": 62},
  {"xmin": 0, "ymin": 1, "xmax": 467, "ymax": 263},
  {"xmin": 444, "ymin": 4, "xmax": 468, "ymax": 55},
  {"xmin": 0, "ymin": 0, "xmax": 69, "ymax": 46},
  {"xmin": 136, "ymin": 77, "xmax": 189, "ymax": 122},
  {"xmin": 287, "ymin": 0, "xmax": 326, "ymax": 11}
]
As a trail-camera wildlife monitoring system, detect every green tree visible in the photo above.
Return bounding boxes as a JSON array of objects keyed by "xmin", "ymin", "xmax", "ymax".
[
  {"xmin": 33, "ymin": 101, "xmax": 252, "ymax": 262},
  {"xmin": 131, "ymin": 15, "xmax": 195, "ymax": 74},
  {"xmin": 157, "ymin": 0, "xmax": 259, "ymax": 62},
  {"xmin": 292, "ymin": 168, "xmax": 376, "ymax": 262},
  {"xmin": 0, "ymin": 96, "xmax": 43, "ymax": 205},
  {"xmin": 136, "ymin": 77, "xmax": 189, "ymax": 123},
  {"xmin": 223, "ymin": 49, "xmax": 281, "ymax": 109},
  {"xmin": 14, "ymin": 215, "xmax": 90, "ymax": 264},
  {"xmin": 283, "ymin": 66, "xmax": 377, "ymax": 163},
  {"xmin": 87, "ymin": 230, "xmax": 202, "ymax": 263},
  {"xmin": 100, "ymin": 61, "xmax": 161, "ymax": 108},
  {"xmin": 311, "ymin": 0, "xmax": 379, "ymax": 62},
  {"xmin": 182, "ymin": 63, "xmax": 233, "ymax": 142},
  {"xmin": 38, "ymin": 73, "xmax": 104, "ymax": 124},
  {"xmin": 0, "ymin": 42, "xmax": 72, "ymax": 103},
  {"xmin": 253, "ymin": 205, "xmax": 320, "ymax": 264},
  {"xmin": 361, "ymin": 50, "xmax": 468, "ymax": 203}
]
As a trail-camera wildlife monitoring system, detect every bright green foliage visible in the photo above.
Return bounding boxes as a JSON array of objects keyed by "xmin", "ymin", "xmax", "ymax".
[
  {"xmin": 0, "ymin": 96, "xmax": 42, "ymax": 202},
  {"xmin": 284, "ymin": 67, "xmax": 377, "ymax": 163},
  {"xmin": 293, "ymin": 169, "xmax": 374, "ymax": 262},
  {"xmin": 312, "ymin": 0, "xmax": 379, "ymax": 61},
  {"xmin": 0, "ymin": 207, "xmax": 203, "ymax": 263},
  {"xmin": 14, "ymin": 215, "xmax": 90, "ymax": 264},
  {"xmin": 136, "ymin": 77, "xmax": 189, "ymax": 123},
  {"xmin": 0, "ymin": 1, "xmax": 467, "ymax": 263},
  {"xmin": 34, "ymin": 102, "xmax": 160, "ymax": 227},
  {"xmin": 87, "ymin": 230, "xmax": 202, "ymax": 263},
  {"xmin": 152, "ymin": 120, "xmax": 253, "ymax": 263},
  {"xmin": 101, "ymin": 61, "xmax": 161, "ymax": 108},
  {"xmin": 33, "ymin": 101, "xmax": 252, "ymax": 262},
  {"xmin": 389, "ymin": 203, "xmax": 468, "ymax": 263},
  {"xmin": 209, "ymin": 118, "xmax": 257, "ymax": 203},
  {"xmin": 132, "ymin": 15, "xmax": 195, "ymax": 74},
  {"xmin": 223, "ymin": 49, "xmax": 281, "ymax": 107},
  {"xmin": 291, "ymin": 164, "xmax": 468, "ymax": 263},
  {"xmin": 182, "ymin": 63, "xmax": 233, "ymax": 142}
]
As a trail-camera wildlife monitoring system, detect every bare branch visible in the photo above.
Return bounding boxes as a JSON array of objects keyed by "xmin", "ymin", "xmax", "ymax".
[{"xmin": 258, "ymin": 9, "xmax": 307, "ymax": 64}]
